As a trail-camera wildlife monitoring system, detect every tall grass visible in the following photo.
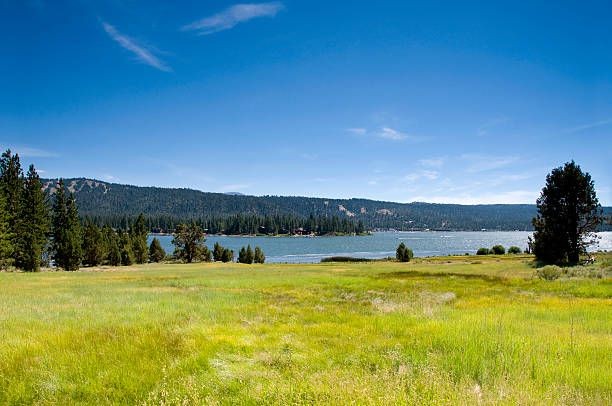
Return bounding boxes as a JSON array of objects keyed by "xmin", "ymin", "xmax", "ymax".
[{"xmin": 0, "ymin": 255, "xmax": 610, "ymax": 404}]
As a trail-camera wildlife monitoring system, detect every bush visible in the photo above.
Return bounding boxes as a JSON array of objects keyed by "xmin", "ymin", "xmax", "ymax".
[
  {"xmin": 536, "ymin": 265, "xmax": 562, "ymax": 281},
  {"xmin": 476, "ymin": 248, "xmax": 490, "ymax": 255},
  {"xmin": 321, "ymin": 256, "xmax": 371, "ymax": 263},
  {"xmin": 508, "ymin": 246, "xmax": 522, "ymax": 254},
  {"xmin": 491, "ymin": 245, "xmax": 505, "ymax": 255},
  {"xmin": 396, "ymin": 243, "xmax": 414, "ymax": 262},
  {"xmin": 254, "ymin": 246, "xmax": 265, "ymax": 264}
]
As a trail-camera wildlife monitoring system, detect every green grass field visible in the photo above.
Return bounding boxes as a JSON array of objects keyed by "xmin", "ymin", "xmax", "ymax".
[{"xmin": 1, "ymin": 255, "xmax": 610, "ymax": 404}]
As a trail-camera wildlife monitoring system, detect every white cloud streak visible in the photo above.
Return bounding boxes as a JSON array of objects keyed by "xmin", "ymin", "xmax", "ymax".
[
  {"xmin": 460, "ymin": 154, "xmax": 518, "ymax": 173},
  {"xmin": 403, "ymin": 170, "xmax": 439, "ymax": 182},
  {"xmin": 563, "ymin": 118, "xmax": 612, "ymax": 134},
  {"xmin": 102, "ymin": 22, "xmax": 171, "ymax": 72},
  {"xmin": 378, "ymin": 127, "xmax": 407, "ymax": 141},
  {"xmin": 1, "ymin": 146, "xmax": 58, "ymax": 158},
  {"xmin": 418, "ymin": 157, "xmax": 445, "ymax": 168},
  {"xmin": 346, "ymin": 128, "xmax": 367, "ymax": 135},
  {"xmin": 182, "ymin": 2, "xmax": 284, "ymax": 35}
]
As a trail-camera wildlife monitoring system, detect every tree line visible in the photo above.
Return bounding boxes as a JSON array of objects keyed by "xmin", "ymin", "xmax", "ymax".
[{"xmin": 84, "ymin": 212, "xmax": 367, "ymax": 236}]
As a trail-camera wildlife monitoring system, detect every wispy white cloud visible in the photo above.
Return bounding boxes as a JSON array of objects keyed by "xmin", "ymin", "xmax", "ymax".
[
  {"xmin": 346, "ymin": 128, "xmax": 367, "ymax": 135},
  {"xmin": 102, "ymin": 174, "xmax": 117, "ymax": 182},
  {"xmin": 460, "ymin": 154, "xmax": 518, "ymax": 173},
  {"xmin": 403, "ymin": 170, "xmax": 439, "ymax": 182},
  {"xmin": 182, "ymin": 2, "xmax": 284, "ymax": 35},
  {"xmin": 378, "ymin": 127, "xmax": 407, "ymax": 141},
  {"xmin": 563, "ymin": 118, "xmax": 612, "ymax": 134},
  {"xmin": 418, "ymin": 157, "xmax": 445, "ymax": 168},
  {"xmin": 102, "ymin": 22, "xmax": 171, "ymax": 72},
  {"xmin": 477, "ymin": 117, "xmax": 509, "ymax": 137},
  {"xmin": 1, "ymin": 146, "xmax": 58, "ymax": 158},
  {"xmin": 347, "ymin": 126, "xmax": 425, "ymax": 142}
]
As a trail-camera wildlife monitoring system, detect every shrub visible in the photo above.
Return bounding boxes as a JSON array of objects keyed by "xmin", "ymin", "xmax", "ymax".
[
  {"xmin": 491, "ymin": 245, "xmax": 505, "ymax": 255},
  {"xmin": 508, "ymin": 246, "xmax": 522, "ymax": 254},
  {"xmin": 254, "ymin": 246, "xmax": 265, "ymax": 264},
  {"xmin": 321, "ymin": 256, "xmax": 370, "ymax": 263},
  {"xmin": 476, "ymin": 248, "xmax": 490, "ymax": 255},
  {"xmin": 536, "ymin": 265, "xmax": 562, "ymax": 281},
  {"xmin": 396, "ymin": 243, "xmax": 414, "ymax": 262}
]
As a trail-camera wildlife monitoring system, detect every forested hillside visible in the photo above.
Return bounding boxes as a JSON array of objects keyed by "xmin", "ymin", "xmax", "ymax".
[{"xmin": 41, "ymin": 178, "xmax": 612, "ymax": 233}]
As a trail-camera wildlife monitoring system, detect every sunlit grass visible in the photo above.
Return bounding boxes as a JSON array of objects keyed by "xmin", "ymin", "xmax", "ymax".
[{"xmin": 0, "ymin": 255, "xmax": 610, "ymax": 404}]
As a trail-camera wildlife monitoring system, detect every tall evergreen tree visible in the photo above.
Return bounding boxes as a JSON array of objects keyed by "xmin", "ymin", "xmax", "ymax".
[
  {"xmin": 238, "ymin": 246, "xmax": 247, "ymax": 263},
  {"xmin": 52, "ymin": 181, "xmax": 82, "ymax": 271},
  {"xmin": 213, "ymin": 242, "xmax": 224, "ymax": 262},
  {"xmin": 221, "ymin": 248, "xmax": 233, "ymax": 263},
  {"xmin": 119, "ymin": 230, "xmax": 134, "ymax": 266},
  {"xmin": 64, "ymin": 193, "xmax": 83, "ymax": 271},
  {"xmin": 254, "ymin": 246, "xmax": 265, "ymax": 264},
  {"xmin": 149, "ymin": 237, "xmax": 166, "ymax": 263},
  {"xmin": 245, "ymin": 245, "xmax": 254, "ymax": 264},
  {"xmin": 532, "ymin": 161, "xmax": 602, "ymax": 264},
  {"xmin": 0, "ymin": 150, "xmax": 23, "ymax": 263},
  {"xmin": 52, "ymin": 179, "xmax": 69, "ymax": 269},
  {"xmin": 0, "ymin": 192, "xmax": 13, "ymax": 269},
  {"xmin": 16, "ymin": 165, "xmax": 49, "ymax": 271},
  {"xmin": 130, "ymin": 213, "xmax": 148, "ymax": 264},
  {"xmin": 82, "ymin": 220, "xmax": 105, "ymax": 266},
  {"xmin": 105, "ymin": 226, "xmax": 121, "ymax": 266}
]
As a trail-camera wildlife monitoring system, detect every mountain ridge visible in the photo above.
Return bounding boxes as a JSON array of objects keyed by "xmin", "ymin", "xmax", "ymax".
[{"xmin": 41, "ymin": 178, "xmax": 612, "ymax": 231}]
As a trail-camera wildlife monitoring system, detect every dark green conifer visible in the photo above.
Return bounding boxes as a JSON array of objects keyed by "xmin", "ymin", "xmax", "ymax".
[
  {"xmin": 245, "ymin": 245, "xmax": 254, "ymax": 264},
  {"xmin": 105, "ymin": 227, "xmax": 121, "ymax": 266},
  {"xmin": 119, "ymin": 231, "xmax": 134, "ymax": 266},
  {"xmin": 0, "ymin": 150, "xmax": 23, "ymax": 263},
  {"xmin": 221, "ymin": 248, "xmax": 233, "ymax": 262},
  {"xmin": 213, "ymin": 242, "xmax": 224, "ymax": 262},
  {"xmin": 254, "ymin": 246, "xmax": 265, "ymax": 264},
  {"xmin": 16, "ymin": 165, "xmax": 49, "ymax": 271},
  {"xmin": 130, "ymin": 213, "xmax": 148, "ymax": 264},
  {"xmin": 0, "ymin": 192, "xmax": 13, "ymax": 269},
  {"xmin": 149, "ymin": 237, "xmax": 166, "ymax": 263},
  {"xmin": 82, "ymin": 220, "xmax": 105, "ymax": 266},
  {"xmin": 238, "ymin": 246, "xmax": 247, "ymax": 263}
]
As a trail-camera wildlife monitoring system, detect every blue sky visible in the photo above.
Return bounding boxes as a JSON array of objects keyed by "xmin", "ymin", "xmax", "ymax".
[{"xmin": 2, "ymin": 0, "xmax": 611, "ymax": 204}]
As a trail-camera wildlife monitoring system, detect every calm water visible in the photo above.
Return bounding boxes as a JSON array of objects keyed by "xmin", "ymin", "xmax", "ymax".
[{"xmin": 150, "ymin": 231, "xmax": 612, "ymax": 264}]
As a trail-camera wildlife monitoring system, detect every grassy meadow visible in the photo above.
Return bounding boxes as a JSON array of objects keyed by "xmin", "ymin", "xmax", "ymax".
[{"xmin": 0, "ymin": 255, "xmax": 611, "ymax": 404}]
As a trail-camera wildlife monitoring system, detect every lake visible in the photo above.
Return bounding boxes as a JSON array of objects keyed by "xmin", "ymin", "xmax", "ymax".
[{"xmin": 149, "ymin": 231, "xmax": 612, "ymax": 263}]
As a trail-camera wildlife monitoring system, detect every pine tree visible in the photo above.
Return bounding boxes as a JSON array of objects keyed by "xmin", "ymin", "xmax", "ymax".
[
  {"xmin": 105, "ymin": 227, "xmax": 121, "ymax": 266},
  {"xmin": 254, "ymin": 246, "xmax": 265, "ymax": 264},
  {"xmin": 245, "ymin": 244, "xmax": 254, "ymax": 264},
  {"xmin": 396, "ymin": 242, "xmax": 413, "ymax": 262},
  {"xmin": 16, "ymin": 165, "xmax": 49, "ymax": 271},
  {"xmin": 238, "ymin": 246, "xmax": 247, "ymax": 263},
  {"xmin": 533, "ymin": 161, "xmax": 602, "ymax": 265},
  {"xmin": 63, "ymin": 193, "xmax": 83, "ymax": 271},
  {"xmin": 130, "ymin": 213, "xmax": 148, "ymax": 264},
  {"xmin": 82, "ymin": 220, "xmax": 105, "ymax": 266},
  {"xmin": 221, "ymin": 248, "xmax": 233, "ymax": 262},
  {"xmin": 0, "ymin": 150, "xmax": 23, "ymax": 264},
  {"xmin": 52, "ymin": 179, "xmax": 69, "ymax": 270},
  {"xmin": 119, "ymin": 231, "xmax": 134, "ymax": 266},
  {"xmin": 0, "ymin": 192, "xmax": 13, "ymax": 269},
  {"xmin": 213, "ymin": 242, "xmax": 224, "ymax": 262},
  {"xmin": 149, "ymin": 237, "xmax": 166, "ymax": 262}
]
